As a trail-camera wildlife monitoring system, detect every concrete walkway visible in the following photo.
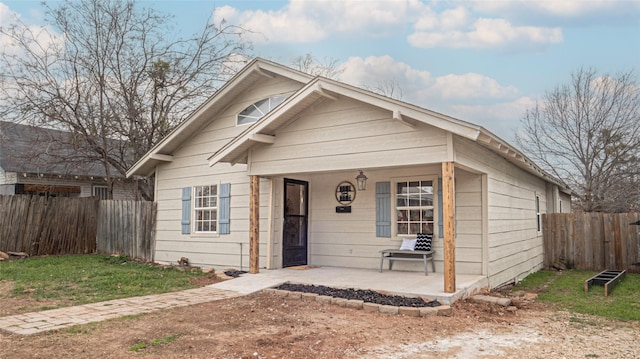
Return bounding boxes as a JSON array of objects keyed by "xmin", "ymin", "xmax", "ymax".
[
  {"xmin": 209, "ymin": 266, "xmax": 488, "ymax": 304},
  {"xmin": 0, "ymin": 287, "xmax": 241, "ymax": 335}
]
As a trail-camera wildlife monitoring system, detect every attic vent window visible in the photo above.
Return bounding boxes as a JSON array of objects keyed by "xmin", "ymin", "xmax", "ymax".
[{"xmin": 237, "ymin": 95, "xmax": 287, "ymax": 125}]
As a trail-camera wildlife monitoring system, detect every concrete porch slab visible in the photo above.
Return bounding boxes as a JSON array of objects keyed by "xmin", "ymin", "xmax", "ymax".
[{"xmin": 209, "ymin": 266, "xmax": 488, "ymax": 305}]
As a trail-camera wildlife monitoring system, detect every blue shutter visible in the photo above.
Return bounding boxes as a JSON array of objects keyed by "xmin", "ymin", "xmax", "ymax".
[
  {"xmin": 438, "ymin": 178, "xmax": 443, "ymax": 238},
  {"xmin": 181, "ymin": 187, "xmax": 191, "ymax": 234},
  {"xmin": 219, "ymin": 183, "xmax": 231, "ymax": 234},
  {"xmin": 376, "ymin": 182, "xmax": 391, "ymax": 238}
]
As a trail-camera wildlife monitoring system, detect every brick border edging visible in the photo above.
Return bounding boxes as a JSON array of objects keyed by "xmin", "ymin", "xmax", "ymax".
[{"xmin": 262, "ymin": 288, "xmax": 452, "ymax": 317}]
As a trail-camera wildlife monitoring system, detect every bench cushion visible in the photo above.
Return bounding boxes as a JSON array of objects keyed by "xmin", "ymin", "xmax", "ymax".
[
  {"xmin": 399, "ymin": 238, "xmax": 417, "ymax": 251},
  {"xmin": 415, "ymin": 233, "xmax": 432, "ymax": 251}
]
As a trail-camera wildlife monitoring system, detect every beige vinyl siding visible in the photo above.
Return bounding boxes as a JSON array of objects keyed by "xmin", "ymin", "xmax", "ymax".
[
  {"xmin": 263, "ymin": 166, "xmax": 482, "ymax": 275},
  {"xmin": 246, "ymin": 98, "xmax": 456, "ymax": 271},
  {"xmin": 154, "ymin": 163, "xmax": 271, "ymax": 269},
  {"xmin": 306, "ymin": 170, "xmax": 381, "ymax": 270},
  {"xmin": 149, "ymin": 71, "xmax": 559, "ymax": 281},
  {"xmin": 152, "ymin": 77, "xmax": 305, "ymax": 268},
  {"xmin": 151, "ymin": 83, "xmax": 484, "ymax": 273},
  {"xmin": 250, "ymin": 97, "xmax": 449, "ymax": 176},
  {"xmin": 95, "ymin": 181, "xmax": 138, "ymax": 200},
  {"xmin": 0, "ymin": 168, "xmax": 15, "ymax": 194},
  {"xmin": 546, "ymin": 184, "xmax": 572, "ymax": 214},
  {"xmin": 0, "ymin": 168, "xmax": 14, "ymax": 185},
  {"xmin": 450, "ymin": 169, "xmax": 483, "ymax": 275},
  {"xmin": 454, "ymin": 137, "xmax": 547, "ymax": 287},
  {"xmin": 559, "ymin": 191, "xmax": 572, "ymax": 213}
]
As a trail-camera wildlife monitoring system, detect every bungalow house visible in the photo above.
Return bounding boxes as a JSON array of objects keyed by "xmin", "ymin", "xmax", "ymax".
[
  {"xmin": 128, "ymin": 58, "xmax": 571, "ymax": 292},
  {"xmin": 0, "ymin": 121, "xmax": 138, "ymax": 199}
]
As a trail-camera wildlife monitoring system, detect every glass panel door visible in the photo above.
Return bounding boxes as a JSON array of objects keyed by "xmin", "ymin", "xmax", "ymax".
[{"xmin": 282, "ymin": 179, "xmax": 308, "ymax": 267}]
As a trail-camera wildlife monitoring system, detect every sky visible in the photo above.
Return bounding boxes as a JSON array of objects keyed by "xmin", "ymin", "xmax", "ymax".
[{"xmin": 1, "ymin": 0, "xmax": 639, "ymax": 142}]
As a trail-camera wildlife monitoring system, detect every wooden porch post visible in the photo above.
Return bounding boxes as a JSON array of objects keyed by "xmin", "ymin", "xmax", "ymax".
[
  {"xmin": 249, "ymin": 175, "xmax": 260, "ymax": 273},
  {"xmin": 442, "ymin": 162, "xmax": 456, "ymax": 293}
]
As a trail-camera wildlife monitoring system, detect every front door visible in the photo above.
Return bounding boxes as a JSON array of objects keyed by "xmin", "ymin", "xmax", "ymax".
[{"xmin": 282, "ymin": 179, "xmax": 308, "ymax": 267}]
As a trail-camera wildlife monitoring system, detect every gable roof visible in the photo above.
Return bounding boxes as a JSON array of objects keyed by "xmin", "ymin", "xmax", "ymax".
[
  {"xmin": 127, "ymin": 58, "xmax": 570, "ymax": 193},
  {"xmin": 207, "ymin": 76, "xmax": 482, "ymax": 166},
  {"xmin": 126, "ymin": 58, "xmax": 314, "ymax": 177},
  {"xmin": 0, "ymin": 121, "xmax": 119, "ymax": 178}
]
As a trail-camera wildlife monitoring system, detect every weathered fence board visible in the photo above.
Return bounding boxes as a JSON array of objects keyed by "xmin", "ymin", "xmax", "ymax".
[
  {"xmin": 543, "ymin": 213, "xmax": 640, "ymax": 273},
  {"xmin": 0, "ymin": 196, "xmax": 99, "ymax": 255},
  {"xmin": 0, "ymin": 195, "xmax": 155, "ymax": 261},
  {"xmin": 96, "ymin": 200, "xmax": 156, "ymax": 261}
]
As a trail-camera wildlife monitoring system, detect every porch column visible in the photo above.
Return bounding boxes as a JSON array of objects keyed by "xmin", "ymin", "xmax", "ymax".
[
  {"xmin": 249, "ymin": 175, "xmax": 260, "ymax": 273},
  {"xmin": 442, "ymin": 162, "xmax": 456, "ymax": 293}
]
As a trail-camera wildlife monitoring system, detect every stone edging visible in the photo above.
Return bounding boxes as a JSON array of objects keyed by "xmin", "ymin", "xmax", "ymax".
[{"xmin": 262, "ymin": 288, "xmax": 452, "ymax": 317}]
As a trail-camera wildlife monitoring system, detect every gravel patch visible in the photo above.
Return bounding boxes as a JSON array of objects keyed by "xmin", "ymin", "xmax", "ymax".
[{"xmin": 274, "ymin": 283, "xmax": 441, "ymax": 307}]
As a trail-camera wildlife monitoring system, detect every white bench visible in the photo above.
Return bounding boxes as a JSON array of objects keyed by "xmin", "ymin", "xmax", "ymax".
[{"xmin": 379, "ymin": 249, "xmax": 435, "ymax": 276}]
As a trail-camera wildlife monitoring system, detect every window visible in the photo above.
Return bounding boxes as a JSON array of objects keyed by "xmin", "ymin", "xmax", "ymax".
[
  {"xmin": 396, "ymin": 180, "xmax": 434, "ymax": 235},
  {"xmin": 93, "ymin": 185, "xmax": 109, "ymax": 199},
  {"xmin": 237, "ymin": 95, "xmax": 288, "ymax": 125},
  {"xmin": 194, "ymin": 185, "xmax": 217, "ymax": 232},
  {"xmin": 559, "ymin": 200, "xmax": 563, "ymax": 213},
  {"xmin": 536, "ymin": 195, "xmax": 541, "ymax": 232}
]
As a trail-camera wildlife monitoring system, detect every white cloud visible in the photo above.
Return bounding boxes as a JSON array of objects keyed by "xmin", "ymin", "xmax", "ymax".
[
  {"xmin": 0, "ymin": 2, "xmax": 10, "ymax": 19},
  {"xmin": 408, "ymin": 18, "xmax": 563, "ymax": 49},
  {"xmin": 0, "ymin": 3, "xmax": 63, "ymax": 58},
  {"xmin": 449, "ymin": 96, "xmax": 536, "ymax": 140},
  {"xmin": 212, "ymin": 0, "xmax": 430, "ymax": 44},
  {"xmin": 337, "ymin": 55, "xmax": 529, "ymax": 139},
  {"xmin": 340, "ymin": 55, "xmax": 520, "ymax": 104},
  {"xmin": 213, "ymin": 0, "xmax": 568, "ymax": 52},
  {"xmin": 0, "ymin": 2, "xmax": 17, "ymax": 48},
  {"xmin": 469, "ymin": 0, "xmax": 640, "ymax": 26},
  {"xmin": 211, "ymin": 0, "xmax": 637, "ymax": 51},
  {"xmin": 414, "ymin": 6, "xmax": 472, "ymax": 31},
  {"xmin": 472, "ymin": 0, "xmax": 636, "ymax": 17},
  {"xmin": 429, "ymin": 73, "xmax": 519, "ymax": 100},
  {"xmin": 340, "ymin": 55, "xmax": 431, "ymax": 91},
  {"xmin": 213, "ymin": 4, "xmax": 326, "ymax": 43}
]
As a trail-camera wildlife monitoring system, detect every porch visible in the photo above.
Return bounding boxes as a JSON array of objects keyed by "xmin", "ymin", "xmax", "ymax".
[
  {"xmin": 210, "ymin": 266, "xmax": 488, "ymax": 305},
  {"xmin": 247, "ymin": 162, "xmax": 465, "ymax": 295}
]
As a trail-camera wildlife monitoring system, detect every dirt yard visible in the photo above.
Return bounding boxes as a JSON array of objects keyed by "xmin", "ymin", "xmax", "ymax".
[{"xmin": 0, "ymin": 278, "xmax": 638, "ymax": 358}]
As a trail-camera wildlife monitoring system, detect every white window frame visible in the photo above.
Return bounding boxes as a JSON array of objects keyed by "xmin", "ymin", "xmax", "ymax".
[
  {"xmin": 394, "ymin": 178, "xmax": 435, "ymax": 237},
  {"xmin": 236, "ymin": 95, "xmax": 288, "ymax": 126},
  {"xmin": 193, "ymin": 185, "xmax": 218, "ymax": 233},
  {"xmin": 536, "ymin": 194, "xmax": 542, "ymax": 232},
  {"xmin": 92, "ymin": 185, "xmax": 109, "ymax": 200}
]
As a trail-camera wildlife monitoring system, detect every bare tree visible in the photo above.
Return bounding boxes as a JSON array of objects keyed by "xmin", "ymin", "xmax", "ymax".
[
  {"xmin": 362, "ymin": 78, "xmax": 404, "ymax": 100},
  {"xmin": 290, "ymin": 53, "xmax": 343, "ymax": 79},
  {"xmin": 290, "ymin": 53, "xmax": 404, "ymax": 100},
  {"xmin": 0, "ymin": 0, "xmax": 251, "ymax": 200},
  {"xmin": 516, "ymin": 68, "xmax": 640, "ymax": 212}
]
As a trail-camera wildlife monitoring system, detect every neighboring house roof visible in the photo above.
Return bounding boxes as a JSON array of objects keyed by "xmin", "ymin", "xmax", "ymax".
[
  {"xmin": 0, "ymin": 121, "xmax": 121, "ymax": 178},
  {"xmin": 127, "ymin": 58, "xmax": 570, "ymax": 194}
]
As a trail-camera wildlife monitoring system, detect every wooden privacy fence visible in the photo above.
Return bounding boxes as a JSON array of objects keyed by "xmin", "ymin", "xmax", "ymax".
[
  {"xmin": 0, "ymin": 195, "xmax": 99, "ymax": 255},
  {"xmin": 0, "ymin": 195, "xmax": 156, "ymax": 261},
  {"xmin": 96, "ymin": 200, "xmax": 156, "ymax": 261},
  {"xmin": 543, "ymin": 213, "xmax": 640, "ymax": 273}
]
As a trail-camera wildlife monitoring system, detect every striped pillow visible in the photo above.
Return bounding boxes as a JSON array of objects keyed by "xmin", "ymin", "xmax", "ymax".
[{"xmin": 415, "ymin": 233, "xmax": 432, "ymax": 251}]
